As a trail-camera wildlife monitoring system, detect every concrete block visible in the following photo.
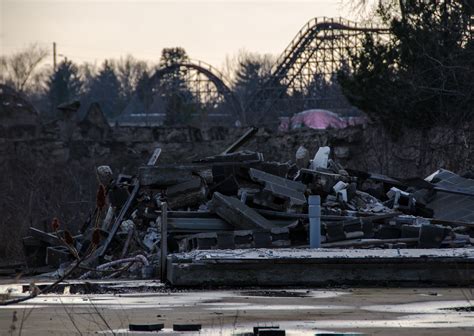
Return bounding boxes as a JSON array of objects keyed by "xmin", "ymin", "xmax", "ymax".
[
  {"xmin": 362, "ymin": 220, "xmax": 374, "ymax": 238},
  {"xmin": 325, "ymin": 222, "xmax": 346, "ymax": 242},
  {"xmin": 195, "ymin": 233, "xmax": 217, "ymax": 250},
  {"xmin": 271, "ymin": 227, "xmax": 290, "ymax": 242},
  {"xmin": 234, "ymin": 231, "xmax": 253, "ymax": 247},
  {"xmin": 217, "ymin": 232, "xmax": 235, "ymax": 249},
  {"xmin": 419, "ymin": 224, "xmax": 448, "ymax": 248},
  {"xmin": 253, "ymin": 231, "xmax": 272, "ymax": 248},
  {"xmin": 377, "ymin": 225, "xmax": 401, "ymax": 239},
  {"xmin": 401, "ymin": 225, "xmax": 421, "ymax": 238}
]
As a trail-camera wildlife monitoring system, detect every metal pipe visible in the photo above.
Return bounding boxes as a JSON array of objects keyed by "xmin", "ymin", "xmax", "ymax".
[
  {"xmin": 309, "ymin": 195, "xmax": 321, "ymax": 248},
  {"xmin": 160, "ymin": 201, "xmax": 168, "ymax": 282},
  {"xmin": 79, "ymin": 255, "xmax": 149, "ymax": 279}
]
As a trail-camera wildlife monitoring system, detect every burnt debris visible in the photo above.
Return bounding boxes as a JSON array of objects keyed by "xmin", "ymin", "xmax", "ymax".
[{"xmin": 21, "ymin": 128, "xmax": 474, "ymax": 279}]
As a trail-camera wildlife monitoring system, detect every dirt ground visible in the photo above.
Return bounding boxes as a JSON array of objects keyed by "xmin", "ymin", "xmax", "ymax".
[{"xmin": 1, "ymin": 280, "xmax": 474, "ymax": 335}]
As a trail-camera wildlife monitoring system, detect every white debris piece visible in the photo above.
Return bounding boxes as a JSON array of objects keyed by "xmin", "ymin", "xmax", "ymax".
[
  {"xmin": 333, "ymin": 181, "xmax": 348, "ymax": 202},
  {"xmin": 310, "ymin": 146, "xmax": 330, "ymax": 170}
]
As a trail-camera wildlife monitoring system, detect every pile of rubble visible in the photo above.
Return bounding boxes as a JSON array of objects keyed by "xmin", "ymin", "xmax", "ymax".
[{"xmin": 22, "ymin": 128, "xmax": 474, "ymax": 279}]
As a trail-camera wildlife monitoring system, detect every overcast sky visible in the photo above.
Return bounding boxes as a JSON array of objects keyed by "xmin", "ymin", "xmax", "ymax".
[{"xmin": 1, "ymin": 0, "xmax": 356, "ymax": 69}]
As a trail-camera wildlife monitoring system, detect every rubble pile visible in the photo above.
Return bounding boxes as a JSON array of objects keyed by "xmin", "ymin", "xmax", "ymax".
[{"xmin": 22, "ymin": 128, "xmax": 474, "ymax": 279}]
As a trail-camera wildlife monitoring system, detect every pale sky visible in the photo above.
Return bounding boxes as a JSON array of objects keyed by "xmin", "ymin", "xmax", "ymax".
[{"xmin": 1, "ymin": 0, "xmax": 353, "ymax": 69}]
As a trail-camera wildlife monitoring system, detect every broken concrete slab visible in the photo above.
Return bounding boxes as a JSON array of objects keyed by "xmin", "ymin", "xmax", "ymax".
[
  {"xmin": 416, "ymin": 169, "xmax": 474, "ymax": 222},
  {"xmin": 139, "ymin": 165, "xmax": 212, "ymax": 187},
  {"xmin": 250, "ymin": 168, "xmax": 305, "ymax": 191},
  {"xmin": 248, "ymin": 168, "xmax": 306, "ymax": 211},
  {"xmin": 210, "ymin": 192, "xmax": 274, "ymax": 230},
  {"xmin": 167, "ymin": 248, "xmax": 474, "ymax": 286}
]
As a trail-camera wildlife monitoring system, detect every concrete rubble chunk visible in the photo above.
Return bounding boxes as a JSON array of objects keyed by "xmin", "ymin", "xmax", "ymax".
[
  {"xmin": 295, "ymin": 145, "xmax": 310, "ymax": 169},
  {"xmin": 97, "ymin": 165, "xmax": 113, "ymax": 185},
  {"xmin": 249, "ymin": 168, "xmax": 306, "ymax": 211},
  {"xmin": 210, "ymin": 192, "xmax": 274, "ymax": 230},
  {"xmin": 325, "ymin": 222, "xmax": 346, "ymax": 242}
]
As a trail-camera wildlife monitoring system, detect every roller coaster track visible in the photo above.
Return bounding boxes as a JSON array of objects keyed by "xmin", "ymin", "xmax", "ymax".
[
  {"xmin": 148, "ymin": 60, "xmax": 243, "ymax": 120},
  {"xmin": 126, "ymin": 17, "xmax": 388, "ymax": 125},
  {"xmin": 121, "ymin": 59, "xmax": 242, "ymax": 125},
  {"xmin": 246, "ymin": 17, "xmax": 389, "ymax": 123}
]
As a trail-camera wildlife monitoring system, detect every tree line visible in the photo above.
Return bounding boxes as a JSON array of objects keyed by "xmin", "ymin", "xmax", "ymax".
[
  {"xmin": 2, "ymin": 0, "xmax": 473, "ymax": 131},
  {"xmin": 0, "ymin": 46, "xmax": 280, "ymax": 124}
]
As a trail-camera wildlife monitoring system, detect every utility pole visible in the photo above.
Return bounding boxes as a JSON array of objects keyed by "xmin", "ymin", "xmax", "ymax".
[{"xmin": 53, "ymin": 42, "xmax": 57, "ymax": 71}]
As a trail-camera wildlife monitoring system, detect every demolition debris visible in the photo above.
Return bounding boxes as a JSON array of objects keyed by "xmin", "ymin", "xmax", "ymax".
[{"xmin": 20, "ymin": 127, "xmax": 474, "ymax": 284}]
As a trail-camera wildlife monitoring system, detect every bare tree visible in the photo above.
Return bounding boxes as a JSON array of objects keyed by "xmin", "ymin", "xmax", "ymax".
[
  {"xmin": 221, "ymin": 49, "xmax": 275, "ymax": 87},
  {"xmin": 115, "ymin": 55, "xmax": 149, "ymax": 101},
  {"xmin": 341, "ymin": 0, "xmax": 404, "ymax": 21},
  {"xmin": 0, "ymin": 44, "xmax": 49, "ymax": 93},
  {"xmin": 79, "ymin": 62, "xmax": 98, "ymax": 93}
]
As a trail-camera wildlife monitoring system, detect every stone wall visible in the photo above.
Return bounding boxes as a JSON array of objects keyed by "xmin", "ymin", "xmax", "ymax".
[{"xmin": 5, "ymin": 123, "xmax": 472, "ymax": 176}]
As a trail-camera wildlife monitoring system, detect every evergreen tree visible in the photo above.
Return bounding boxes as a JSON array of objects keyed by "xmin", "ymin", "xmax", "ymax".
[
  {"xmin": 233, "ymin": 53, "xmax": 273, "ymax": 110},
  {"xmin": 158, "ymin": 47, "xmax": 196, "ymax": 125},
  {"xmin": 86, "ymin": 60, "xmax": 122, "ymax": 118},
  {"xmin": 47, "ymin": 59, "xmax": 82, "ymax": 116},
  {"xmin": 136, "ymin": 71, "xmax": 153, "ymax": 109},
  {"xmin": 338, "ymin": 0, "xmax": 474, "ymax": 134}
]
